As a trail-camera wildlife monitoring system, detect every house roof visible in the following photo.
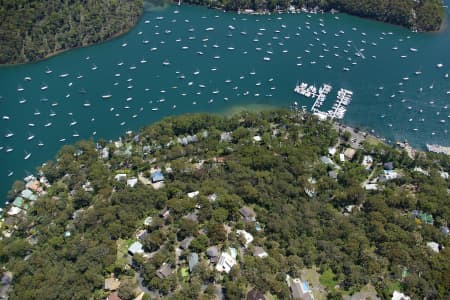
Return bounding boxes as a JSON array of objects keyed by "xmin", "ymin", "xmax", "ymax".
[
  {"xmin": 188, "ymin": 252, "xmax": 199, "ymax": 272},
  {"xmin": 344, "ymin": 148, "xmax": 356, "ymax": 160},
  {"xmin": 253, "ymin": 246, "xmax": 268, "ymax": 258},
  {"xmin": 180, "ymin": 236, "xmax": 194, "ymax": 250},
  {"xmin": 156, "ymin": 263, "xmax": 173, "ymax": 279},
  {"xmin": 128, "ymin": 241, "xmax": 144, "ymax": 255},
  {"xmin": 104, "ymin": 277, "xmax": 121, "ymax": 291},
  {"xmin": 12, "ymin": 197, "xmax": 25, "ymax": 208},
  {"xmin": 21, "ymin": 189, "xmax": 36, "ymax": 201},
  {"xmin": 239, "ymin": 206, "xmax": 256, "ymax": 219},
  {"xmin": 247, "ymin": 289, "xmax": 266, "ymax": 300},
  {"xmin": 384, "ymin": 162, "xmax": 394, "ymax": 170},
  {"xmin": 206, "ymin": 246, "xmax": 219, "ymax": 257},
  {"xmin": 151, "ymin": 171, "xmax": 164, "ymax": 183},
  {"xmin": 320, "ymin": 156, "xmax": 334, "ymax": 165},
  {"xmin": 291, "ymin": 278, "xmax": 314, "ymax": 300},
  {"xmin": 107, "ymin": 292, "xmax": 122, "ymax": 300}
]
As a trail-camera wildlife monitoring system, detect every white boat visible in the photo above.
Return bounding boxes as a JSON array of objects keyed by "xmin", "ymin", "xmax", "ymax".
[
  {"xmin": 17, "ymin": 85, "xmax": 24, "ymax": 92},
  {"xmin": 102, "ymin": 94, "xmax": 112, "ymax": 99},
  {"xmin": 437, "ymin": 63, "xmax": 444, "ymax": 68},
  {"xmin": 40, "ymin": 84, "xmax": 48, "ymax": 90},
  {"xmin": 162, "ymin": 60, "xmax": 170, "ymax": 66},
  {"xmin": 59, "ymin": 73, "xmax": 69, "ymax": 78},
  {"xmin": 69, "ymin": 120, "xmax": 78, "ymax": 127},
  {"xmin": 410, "ymin": 48, "xmax": 418, "ymax": 52},
  {"xmin": 8, "ymin": 171, "xmax": 14, "ymax": 177},
  {"xmin": 91, "ymin": 64, "xmax": 98, "ymax": 70},
  {"xmin": 37, "ymin": 141, "xmax": 44, "ymax": 147},
  {"xmin": 24, "ymin": 152, "xmax": 31, "ymax": 160},
  {"xmin": 152, "ymin": 107, "xmax": 159, "ymax": 111},
  {"xmin": 28, "ymin": 123, "xmax": 35, "ymax": 127},
  {"xmin": 83, "ymin": 101, "xmax": 91, "ymax": 107},
  {"xmin": 19, "ymin": 98, "xmax": 27, "ymax": 104},
  {"xmin": 44, "ymin": 122, "xmax": 52, "ymax": 127},
  {"xmin": 5, "ymin": 130, "xmax": 14, "ymax": 138},
  {"xmin": 2, "ymin": 115, "xmax": 10, "ymax": 120},
  {"xmin": 59, "ymin": 138, "xmax": 66, "ymax": 142},
  {"xmin": 5, "ymin": 147, "xmax": 14, "ymax": 153},
  {"xmin": 263, "ymin": 57, "xmax": 271, "ymax": 61},
  {"xmin": 122, "ymin": 42, "xmax": 128, "ymax": 47},
  {"xmin": 72, "ymin": 131, "xmax": 80, "ymax": 137},
  {"xmin": 24, "ymin": 76, "xmax": 32, "ymax": 81},
  {"xmin": 27, "ymin": 133, "xmax": 35, "ymax": 141},
  {"xmin": 150, "ymin": 47, "xmax": 157, "ymax": 51},
  {"xmin": 45, "ymin": 67, "xmax": 52, "ymax": 74}
]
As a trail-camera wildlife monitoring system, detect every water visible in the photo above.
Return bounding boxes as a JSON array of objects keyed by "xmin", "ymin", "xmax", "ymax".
[{"xmin": 1, "ymin": 4, "xmax": 450, "ymax": 204}]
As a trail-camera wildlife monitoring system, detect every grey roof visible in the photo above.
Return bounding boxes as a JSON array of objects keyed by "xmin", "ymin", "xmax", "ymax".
[
  {"xmin": 180, "ymin": 236, "xmax": 194, "ymax": 250},
  {"xmin": 156, "ymin": 263, "xmax": 173, "ymax": 279},
  {"xmin": 384, "ymin": 162, "xmax": 394, "ymax": 170},
  {"xmin": 188, "ymin": 252, "xmax": 199, "ymax": 272},
  {"xmin": 239, "ymin": 206, "xmax": 256, "ymax": 219},
  {"xmin": 206, "ymin": 246, "xmax": 219, "ymax": 257},
  {"xmin": 128, "ymin": 241, "xmax": 144, "ymax": 255},
  {"xmin": 320, "ymin": 156, "xmax": 334, "ymax": 165}
]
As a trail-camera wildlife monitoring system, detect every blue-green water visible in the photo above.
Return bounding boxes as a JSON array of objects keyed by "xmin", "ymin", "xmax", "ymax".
[{"xmin": 1, "ymin": 4, "xmax": 449, "ymax": 204}]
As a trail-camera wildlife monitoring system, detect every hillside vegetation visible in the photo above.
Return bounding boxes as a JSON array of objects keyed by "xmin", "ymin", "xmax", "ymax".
[
  {"xmin": 0, "ymin": 0, "xmax": 143, "ymax": 64},
  {"xmin": 1, "ymin": 111, "xmax": 449, "ymax": 299},
  {"xmin": 184, "ymin": 0, "xmax": 444, "ymax": 32}
]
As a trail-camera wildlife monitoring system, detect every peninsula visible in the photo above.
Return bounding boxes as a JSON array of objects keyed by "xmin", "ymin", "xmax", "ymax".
[
  {"xmin": 1, "ymin": 111, "xmax": 449, "ymax": 299},
  {"xmin": 0, "ymin": 0, "xmax": 143, "ymax": 65},
  {"xmin": 183, "ymin": 0, "xmax": 445, "ymax": 32}
]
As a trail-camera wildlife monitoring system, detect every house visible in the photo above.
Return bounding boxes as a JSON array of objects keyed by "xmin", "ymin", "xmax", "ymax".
[
  {"xmin": 188, "ymin": 253, "xmax": 199, "ymax": 272},
  {"xmin": 289, "ymin": 277, "xmax": 314, "ymax": 300},
  {"xmin": 328, "ymin": 171, "xmax": 338, "ymax": 180},
  {"xmin": 156, "ymin": 263, "xmax": 173, "ymax": 279},
  {"xmin": 380, "ymin": 170, "xmax": 399, "ymax": 181},
  {"xmin": 362, "ymin": 155, "xmax": 373, "ymax": 169},
  {"xmin": 101, "ymin": 147, "xmax": 109, "ymax": 159},
  {"xmin": 128, "ymin": 241, "xmax": 144, "ymax": 256},
  {"xmin": 344, "ymin": 148, "xmax": 356, "ymax": 161},
  {"xmin": 320, "ymin": 156, "xmax": 334, "ymax": 165},
  {"xmin": 187, "ymin": 191, "xmax": 199, "ymax": 198},
  {"xmin": 215, "ymin": 252, "xmax": 237, "ymax": 273},
  {"xmin": 426, "ymin": 241, "xmax": 440, "ymax": 253},
  {"xmin": 440, "ymin": 171, "xmax": 449, "ymax": 179},
  {"xmin": 126, "ymin": 177, "xmax": 138, "ymax": 187},
  {"xmin": 253, "ymin": 135, "xmax": 262, "ymax": 142},
  {"xmin": 12, "ymin": 197, "xmax": 25, "ymax": 209},
  {"xmin": 26, "ymin": 180, "xmax": 43, "ymax": 193},
  {"xmin": 207, "ymin": 193, "xmax": 218, "ymax": 202},
  {"xmin": 206, "ymin": 246, "xmax": 219, "ymax": 262},
  {"xmin": 107, "ymin": 292, "xmax": 121, "ymax": 300},
  {"xmin": 237, "ymin": 229, "xmax": 254, "ymax": 247},
  {"xmin": 239, "ymin": 206, "xmax": 256, "ymax": 222},
  {"xmin": 392, "ymin": 291, "xmax": 410, "ymax": 300},
  {"xmin": 151, "ymin": 171, "xmax": 164, "ymax": 183},
  {"xmin": 384, "ymin": 162, "xmax": 394, "ymax": 171},
  {"xmin": 253, "ymin": 246, "xmax": 268, "ymax": 258},
  {"xmin": 364, "ymin": 183, "xmax": 379, "ymax": 191},
  {"xmin": 104, "ymin": 277, "xmax": 121, "ymax": 291},
  {"xmin": 160, "ymin": 207, "xmax": 170, "ymax": 218},
  {"xmin": 143, "ymin": 216, "xmax": 153, "ymax": 226},
  {"xmin": 21, "ymin": 189, "xmax": 36, "ymax": 201},
  {"xmin": 7, "ymin": 206, "xmax": 23, "ymax": 216},
  {"xmin": 114, "ymin": 174, "xmax": 127, "ymax": 181},
  {"xmin": 180, "ymin": 236, "xmax": 194, "ymax": 250},
  {"xmin": 328, "ymin": 147, "xmax": 336, "ymax": 156},
  {"xmin": 339, "ymin": 153, "xmax": 345, "ymax": 162},
  {"xmin": 220, "ymin": 132, "xmax": 232, "ymax": 142},
  {"xmin": 247, "ymin": 289, "xmax": 266, "ymax": 300}
]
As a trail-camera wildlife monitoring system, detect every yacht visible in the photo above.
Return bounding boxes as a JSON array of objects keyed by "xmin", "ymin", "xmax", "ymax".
[
  {"xmin": 102, "ymin": 94, "xmax": 112, "ymax": 99},
  {"xmin": 24, "ymin": 76, "xmax": 32, "ymax": 81},
  {"xmin": 45, "ymin": 67, "xmax": 53, "ymax": 74},
  {"xmin": 24, "ymin": 151, "xmax": 31, "ymax": 160},
  {"xmin": 5, "ymin": 130, "xmax": 14, "ymax": 138},
  {"xmin": 83, "ymin": 100, "xmax": 91, "ymax": 107},
  {"xmin": 17, "ymin": 85, "xmax": 24, "ymax": 92},
  {"xmin": 38, "ymin": 141, "xmax": 44, "ymax": 147},
  {"xmin": 27, "ymin": 133, "xmax": 35, "ymax": 141},
  {"xmin": 59, "ymin": 73, "xmax": 69, "ymax": 78},
  {"xmin": 40, "ymin": 84, "xmax": 48, "ymax": 90}
]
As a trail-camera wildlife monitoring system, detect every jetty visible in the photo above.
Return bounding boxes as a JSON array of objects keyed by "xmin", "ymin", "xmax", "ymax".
[{"xmin": 327, "ymin": 88, "xmax": 353, "ymax": 120}]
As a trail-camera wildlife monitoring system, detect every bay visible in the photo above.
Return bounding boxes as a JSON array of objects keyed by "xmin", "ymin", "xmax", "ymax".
[{"xmin": 1, "ymin": 3, "xmax": 449, "ymax": 205}]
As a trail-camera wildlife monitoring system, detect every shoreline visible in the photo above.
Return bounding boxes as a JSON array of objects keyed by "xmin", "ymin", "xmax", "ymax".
[{"xmin": 0, "ymin": 10, "xmax": 144, "ymax": 68}]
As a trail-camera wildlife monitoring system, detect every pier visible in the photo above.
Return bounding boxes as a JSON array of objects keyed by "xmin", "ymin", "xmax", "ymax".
[{"xmin": 294, "ymin": 82, "xmax": 352, "ymax": 120}]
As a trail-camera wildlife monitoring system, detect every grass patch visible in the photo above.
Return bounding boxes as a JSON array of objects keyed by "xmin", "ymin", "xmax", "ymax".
[
  {"xmin": 116, "ymin": 238, "xmax": 134, "ymax": 267},
  {"xmin": 320, "ymin": 269, "xmax": 338, "ymax": 290}
]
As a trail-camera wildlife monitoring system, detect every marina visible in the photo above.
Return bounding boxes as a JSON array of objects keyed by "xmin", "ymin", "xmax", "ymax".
[{"xmin": 0, "ymin": 3, "xmax": 450, "ymax": 202}]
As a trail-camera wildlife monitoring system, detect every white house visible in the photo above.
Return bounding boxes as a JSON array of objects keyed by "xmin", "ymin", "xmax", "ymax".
[
  {"xmin": 187, "ymin": 191, "xmax": 199, "ymax": 198},
  {"xmin": 237, "ymin": 229, "xmax": 254, "ymax": 247},
  {"xmin": 392, "ymin": 291, "xmax": 411, "ymax": 300},
  {"xmin": 215, "ymin": 252, "xmax": 237, "ymax": 273}
]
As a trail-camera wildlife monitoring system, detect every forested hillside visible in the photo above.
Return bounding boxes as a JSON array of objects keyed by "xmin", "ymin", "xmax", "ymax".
[
  {"xmin": 1, "ymin": 111, "xmax": 449, "ymax": 299},
  {"xmin": 0, "ymin": 0, "xmax": 143, "ymax": 64},
  {"xmin": 184, "ymin": 0, "xmax": 444, "ymax": 32}
]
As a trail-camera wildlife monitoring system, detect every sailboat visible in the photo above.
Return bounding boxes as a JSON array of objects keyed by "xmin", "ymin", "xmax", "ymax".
[{"xmin": 24, "ymin": 151, "xmax": 31, "ymax": 160}]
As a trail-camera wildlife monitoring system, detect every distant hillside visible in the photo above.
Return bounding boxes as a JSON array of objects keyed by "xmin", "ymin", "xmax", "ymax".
[
  {"xmin": 0, "ymin": 0, "xmax": 143, "ymax": 65},
  {"xmin": 183, "ymin": 0, "xmax": 444, "ymax": 32}
]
